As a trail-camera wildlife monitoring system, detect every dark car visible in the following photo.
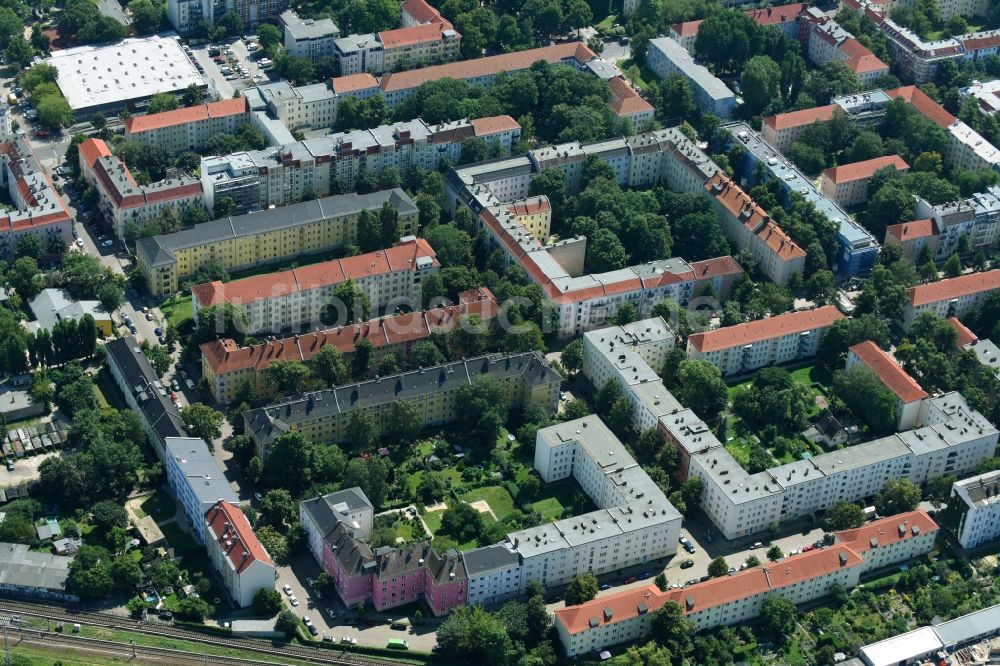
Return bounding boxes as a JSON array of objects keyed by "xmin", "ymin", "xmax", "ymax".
[
  {"xmin": 683, "ymin": 542, "xmax": 696, "ymax": 554},
  {"xmin": 623, "ymin": 576, "xmax": 637, "ymax": 584},
  {"xmin": 685, "ymin": 579, "xmax": 699, "ymax": 586},
  {"xmin": 679, "ymin": 559, "xmax": 695, "ymax": 569},
  {"xmin": 308, "ymin": 625, "xmax": 319, "ymax": 636},
  {"xmin": 158, "ymin": 611, "xmax": 173, "ymax": 621}
]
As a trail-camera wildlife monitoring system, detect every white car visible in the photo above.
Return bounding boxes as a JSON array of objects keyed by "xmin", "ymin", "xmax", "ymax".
[
  {"xmin": 75, "ymin": 238, "xmax": 84, "ymax": 247},
  {"xmin": 341, "ymin": 637, "xmax": 357, "ymax": 645},
  {"xmin": 289, "ymin": 595, "xmax": 299, "ymax": 607},
  {"xmin": 302, "ymin": 616, "xmax": 312, "ymax": 626},
  {"xmin": 283, "ymin": 584, "xmax": 293, "ymax": 596},
  {"xmin": 185, "ymin": 378, "xmax": 195, "ymax": 390}
]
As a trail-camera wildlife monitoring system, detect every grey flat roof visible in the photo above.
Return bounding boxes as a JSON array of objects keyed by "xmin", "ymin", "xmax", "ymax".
[
  {"xmin": 137, "ymin": 189, "xmax": 416, "ymax": 268},
  {"xmin": 164, "ymin": 437, "xmax": 239, "ymax": 507},
  {"xmin": 0, "ymin": 542, "xmax": 72, "ymax": 593},
  {"xmin": 462, "ymin": 544, "xmax": 520, "ymax": 576},
  {"xmin": 300, "ymin": 487, "xmax": 373, "ymax": 537},
  {"xmin": 933, "ymin": 602, "xmax": 1000, "ymax": 647},
  {"xmin": 648, "ymin": 37, "xmax": 735, "ymax": 103},
  {"xmin": 280, "ymin": 9, "xmax": 340, "ymax": 40}
]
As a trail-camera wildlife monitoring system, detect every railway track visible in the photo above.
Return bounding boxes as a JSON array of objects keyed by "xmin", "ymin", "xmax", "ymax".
[{"xmin": 0, "ymin": 597, "xmax": 407, "ymax": 666}]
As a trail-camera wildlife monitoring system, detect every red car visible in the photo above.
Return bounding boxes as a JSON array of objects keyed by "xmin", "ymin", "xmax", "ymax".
[
  {"xmin": 623, "ymin": 576, "xmax": 637, "ymax": 584},
  {"xmin": 802, "ymin": 545, "xmax": 816, "ymax": 552}
]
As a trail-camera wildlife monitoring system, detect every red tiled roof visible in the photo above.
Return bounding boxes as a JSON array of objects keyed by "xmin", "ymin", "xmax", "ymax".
[
  {"xmin": 947, "ymin": 317, "xmax": 978, "ymax": 349},
  {"xmin": 193, "ymin": 239, "xmax": 437, "ymax": 308},
  {"xmin": 671, "ymin": 20, "xmax": 703, "ymax": 37},
  {"xmin": 555, "ymin": 544, "xmax": 864, "ymax": 635},
  {"xmin": 962, "ymin": 33, "xmax": 1000, "ymax": 52},
  {"xmin": 508, "ymin": 197, "xmax": 550, "ymax": 217},
  {"xmin": 608, "ymin": 76, "xmax": 655, "ymax": 118},
  {"xmin": 690, "ymin": 256, "xmax": 744, "ymax": 280},
  {"xmin": 907, "ymin": 268, "xmax": 1000, "ymax": 307},
  {"xmin": 379, "ymin": 22, "xmax": 456, "ymax": 50},
  {"xmin": 848, "ymin": 340, "xmax": 927, "ymax": 403},
  {"xmin": 124, "ymin": 97, "xmax": 247, "ymax": 134},
  {"xmin": 845, "ymin": 53, "xmax": 889, "ymax": 75},
  {"xmin": 205, "ymin": 501, "xmax": 273, "ymax": 573},
  {"xmin": 201, "ymin": 287, "xmax": 497, "ymax": 375},
  {"xmin": 885, "ymin": 218, "xmax": 937, "ymax": 242},
  {"xmin": 470, "ymin": 115, "xmax": 520, "ymax": 137},
  {"xmin": 823, "ymin": 155, "xmax": 909, "ymax": 184},
  {"xmin": 77, "ymin": 138, "xmax": 112, "ymax": 168},
  {"xmin": 744, "ymin": 3, "xmax": 808, "ymax": 25},
  {"xmin": 835, "ymin": 510, "xmax": 938, "ymax": 554},
  {"xmin": 706, "ymin": 173, "xmax": 805, "ymax": 261},
  {"xmin": 885, "ymin": 86, "xmax": 956, "ymax": 129},
  {"xmin": 688, "ymin": 305, "xmax": 844, "ymax": 353},
  {"xmin": 331, "ymin": 73, "xmax": 380, "ymax": 94},
  {"xmin": 763, "ymin": 105, "xmax": 838, "ymax": 131},
  {"xmin": 401, "ymin": 0, "xmax": 445, "ymax": 24},
  {"xmin": 380, "ymin": 42, "xmax": 596, "ymax": 93}
]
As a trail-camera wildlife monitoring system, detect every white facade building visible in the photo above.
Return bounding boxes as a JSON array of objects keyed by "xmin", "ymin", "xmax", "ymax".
[
  {"xmin": 299, "ymin": 488, "xmax": 374, "ymax": 565},
  {"xmin": 951, "ymin": 470, "xmax": 1000, "ymax": 549},
  {"xmin": 902, "ymin": 268, "xmax": 1000, "ymax": 331},
  {"xmin": 646, "ymin": 37, "xmax": 736, "ymax": 118},
  {"xmin": 280, "ymin": 10, "xmax": 340, "ymax": 62},
  {"xmin": 204, "ymin": 501, "xmax": 275, "ymax": 608},
  {"xmin": 462, "ymin": 544, "xmax": 523, "ymax": 607}
]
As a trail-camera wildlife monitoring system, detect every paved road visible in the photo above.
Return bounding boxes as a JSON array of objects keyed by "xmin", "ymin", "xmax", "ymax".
[{"xmin": 96, "ymin": 0, "xmax": 130, "ymax": 25}]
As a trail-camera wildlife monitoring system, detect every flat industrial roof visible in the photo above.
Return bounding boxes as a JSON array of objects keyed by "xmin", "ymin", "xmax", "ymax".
[{"xmin": 46, "ymin": 36, "xmax": 204, "ymax": 111}]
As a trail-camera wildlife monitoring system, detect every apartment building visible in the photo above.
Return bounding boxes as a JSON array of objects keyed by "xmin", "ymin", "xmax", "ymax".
[
  {"xmin": 669, "ymin": 3, "xmax": 807, "ymax": 53},
  {"xmin": 725, "ymin": 122, "xmax": 880, "ymax": 277},
  {"xmin": 960, "ymin": 78, "xmax": 1000, "ymax": 115},
  {"xmin": 686, "ymin": 306, "xmax": 846, "ymax": 377},
  {"xmin": 332, "ymin": 18, "xmax": 459, "ymax": 77},
  {"xmin": 670, "ymin": 391, "xmax": 996, "ymax": 539},
  {"xmin": 200, "ymin": 287, "xmax": 498, "ymax": 403},
  {"xmin": 902, "ymin": 268, "xmax": 1000, "ymax": 330},
  {"xmin": 705, "ymin": 172, "xmax": 806, "ymax": 285},
  {"xmin": 884, "ymin": 218, "xmax": 939, "ymax": 262},
  {"xmin": 104, "ymin": 336, "xmax": 186, "ymax": 461},
  {"xmin": 252, "ymin": 81, "xmax": 337, "ymax": 131},
  {"xmin": 846, "ymin": 341, "xmax": 928, "ymax": 431},
  {"xmin": 646, "ymin": 37, "xmax": 736, "ymax": 118},
  {"xmin": 555, "ymin": 510, "xmax": 937, "ymax": 657},
  {"xmin": 0, "ymin": 136, "xmax": 72, "ymax": 261},
  {"xmin": 607, "ymin": 76, "xmax": 655, "ymax": 129},
  {"xmin": 164, "ymin": 437, "xmax": 240, "ymax": 544},
  {"xmin": 820, "ymin": 155, "xmax": 910, "ymax": 207},
  {"xmin": 513, "ymin": 416, "xmax": 682, "ymax": 591},
  {"xmin": 200, "ymin": 116, "xmax": 520, "ymax": 209},
  {"xmin": 915, "ymin": 188, "xmax": 1000, "ymax": 261},
  {"xmin": 950, "ymin": 470, "xmax": 1000, "ymax": 548},
  {"xmin": 446, "ymin": 128, "xmax": 744, "ymax": 337},
  {"xmin": 948, "ymin": 317, "xmax": 1000, "ymax": 378},
  {"xmin": 401, "ymin": 0, "xmax": 447, "ymax": 26},
  {"xmin": 582, "ymin": 318, "xmax": 682, "ymax": 434},
  {"xmin": 191, "ymin": 238, "xmax": 439, "ymax": 334},
  {"xmin": 762, "ymin": 105, "xmax": 841, "ymax": 153},
  {"xmin": 801, "ymin": 9, "xmax": 889, "ymax": 86},
  {"xmin": 77, "ymin": 138, "xmax": 204, "ymax": 240},
  {"xmin": 319, "ymin": 522, "xmax": 468, "ymax": 615},
  {"xmin": 280, "ymin": 10, "xmax": 340, "ymax": 62},
  {"xmin": 243, "ymin": 352, "xmax": 561, "ymax": 457},
  {"xmin": 299, "ymin": 488, "xmax": 373, "ymax": 564},
  {"xmin": 167, "ymin": 0, "xmax": 286, "ymax": 34},
  {"xmin": 123, "ymin": 98, "xmax": 250, "ymax": 153},
  {"xmin": 204, "ymin": 501, "xmax": 275, "ymax": 608},
  {"xmin": 376, "ymin": 42, "xmax": 598, "ymax": 108},
  {"xmin": 135, "ymin": 188, "xmax": 417, "ymax": 297},
  {"xmin": 462, "ymin": 544, "xmax": 523, "ymax": 608}
]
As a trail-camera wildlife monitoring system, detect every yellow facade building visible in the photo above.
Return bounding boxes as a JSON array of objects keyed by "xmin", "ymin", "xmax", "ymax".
[{"xmin": 136, "ymin": 189, "xmax": 417, "ymax": 297}]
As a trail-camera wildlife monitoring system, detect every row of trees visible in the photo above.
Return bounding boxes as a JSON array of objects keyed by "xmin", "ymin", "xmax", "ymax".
[{"xmin": 16, "ymin": 64, "xmax": 73, "ymax": 129}]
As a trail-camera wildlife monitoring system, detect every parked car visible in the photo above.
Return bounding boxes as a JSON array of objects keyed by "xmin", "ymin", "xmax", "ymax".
[
  {"xmin": 185, "ymin": 378, "xmax": 195, "ymax": 390},
  {"xmin": 341, "ymin": 637, "xmax": 357, "ymax": 645},
  {"xmin": 282, "ymin": 584, "xmax": 292, "ymax": 595},
  {"xmin": 683, "ymin": 542, "xmax": 696, "ymax": 554},
  {"xmin": 75, "ymin": 238, "xmax": 84, "ymax": 247},
  {"xmin": 308, "ymin": 625, "xmax": 319, "ymax": 636},
  {"xmin": 679, "ymin": 559, "xmax": 694, "ymax": 568},
  {"xmin": 158, "ymin": 611, "xmax": 173, "ymax": 621},
  {"xmin": 145, "ymin": 312, "xmax": 154, "ymax": 321},
  {"xmin": 290, "ymin": 595, "xmax": 299, "ymax": 607},
  {"xmin": 101, "ymin": 239, "xmax": 114, "ymax": 247},
  {"xmin": 622, "ymin": 576, "xmax": 637, "ymax": 584},
  {"xmin": 154, "ymin": 327, "xmax": 162, "ymax": 336},
  {"xmin": 599, "ymin": 583, "xmax": 611, "ymax": 590}
]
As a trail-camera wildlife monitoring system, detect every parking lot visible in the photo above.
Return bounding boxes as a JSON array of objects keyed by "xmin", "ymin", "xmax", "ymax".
[{"xmin": 187, "ymin": 38, "xmax": 270, "ymax": 99}]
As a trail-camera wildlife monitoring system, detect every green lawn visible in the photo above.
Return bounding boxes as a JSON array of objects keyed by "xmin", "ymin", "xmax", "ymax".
[
  {"xmin": 460, "ymin": 485, "xmax": 516, "ymax": 521},
  {"xmin": 159, "ymin": 521, "xmax": 198, "ymax": 554},
  {"xmin": 529, "ymin": 481, "xmax": 579, "ymax": 521},
  {"xmin": 138, "ymin": 490, "xmax": 176, "ymax": 520},
  {"xmin": 405, "ymin": 467, "xmax": 462, "ymax": 496},
  {"xmin": 160, "ymin": 294, "xmax": 193, "ymax": 331},
  {"xmin": 725, "ymin": 438, "xmax": 753, "ymax": 468},
  {"xmin": 423, "ymin": 509, "xmax": 443, "ymax": 534},
  {"xmin": 789, "ymin": 364, "xmax": 834, "ymax": 391},
  {"xmin": 91, "ymin": 382, "xmax": 110, "ymax": 409},
  {"xmin": 617, "ymin": 58, "xmax": 655, "ymax": 90},
  {"xmin": 596, "ymin": 14, "xmax": 617, "ymax": 30}
]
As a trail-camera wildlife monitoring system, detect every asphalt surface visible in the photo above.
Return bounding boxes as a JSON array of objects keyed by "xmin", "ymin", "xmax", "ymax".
[{"xmin": 189, "ymin": 37, "xmax": 271, "ymax": 101}]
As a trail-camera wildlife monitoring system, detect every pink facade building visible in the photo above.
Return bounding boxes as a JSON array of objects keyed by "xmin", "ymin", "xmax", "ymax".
[{"xmin": 321, "ymin": 523, "xmax": 467, "ymax": 616}]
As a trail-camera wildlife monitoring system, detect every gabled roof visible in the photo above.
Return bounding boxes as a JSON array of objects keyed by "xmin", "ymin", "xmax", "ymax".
[
  {"xmin": 77, "ymin": 137, "xmax": 112, "ymax": 167},
  {"xmin": 607, "ymin": 76, "xmax": 654, "ymax": 118},
  {"xmin": 848, "ymin": 340, "xmax": 928, "ymax": 403},
  {"xmin": 688, "ymin": 306, "xmax": 844, "ymax": 353},
  {"xmin": 331, "ymin": 73, "xmax": 379, "ymax": 94},
  {"xmin": 706, "ymin": 172, "xmax": 805, "ymax": 261},
  {"xmin": 379, "ymin": 21, "xmax": 456, "ymax": 50},
  {"xmin": 205, "ymin": 501, "xmax": 273, "ymax": 573},
  {"xmin": 554, "ymin": 544, "xmax": 865, "ymax": 635},
  {"xmin": 124, "ymin": 97, "xmax": 247, "ymax": 134},
  {"xmin": 835, "ymin": 509, "xmax": 938, "ymax": 553},
  {"xmin": 191, "ymin": 238, "xmax": 438, "ymax": 308},
  {"xmin": 379, "ymin": 42, "xmax": 596, "ymax": 93},
  {"xmin": 885, "ymin": 86, "xmax": 956, "ymax": 128},
  {"xmin": 885, "ymin": 218, "xmax": 937, "ymax": 242},
  {"xmin": 401, "ymin": 0, "xmax": 446, "ymax": 24},
  {"xmin": 946, "ymin": 317, "xmax": 978, "ymax": 349},
  {"xmin": 763, "ymin": 105, "xmax": 838, "ymax": 131},
  {"xmin": 908, "ymin": 269, "xmax": 1000, "ymax": 307},
  {"xmin": 823, "ymin": 155, "xmax": 909, "ymax": 184},
  {"xmin": 470, "ymin": 115, "xmax": 521, "ymax": 136}
]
